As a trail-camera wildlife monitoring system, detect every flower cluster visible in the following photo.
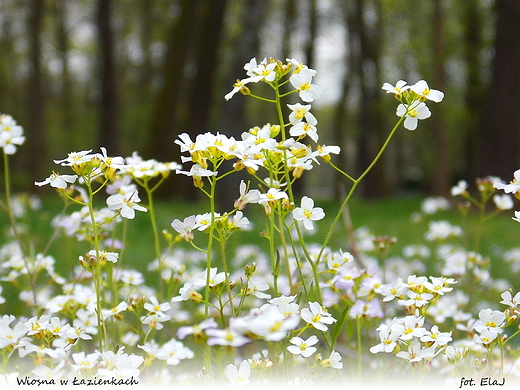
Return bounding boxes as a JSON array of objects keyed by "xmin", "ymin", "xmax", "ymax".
[
  {"xmin": 0, "ymin": 58, "xmax": 465, "ymax": 387},
  {"xmin": 494, "ymin": 168, "xmax": 520, "ymax": 222},
  {"xmin": 0, "ymin": 114, "xmax": 25, "ymax": 155},
  {"xmin": 382, "ymin": 80, "xmax": 444, "ymax": 130}
]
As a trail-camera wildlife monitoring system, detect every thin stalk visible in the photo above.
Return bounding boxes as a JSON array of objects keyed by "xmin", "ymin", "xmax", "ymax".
[
  {"xmin": 3, "ymin": 152, "xmax": 37, "ymax": 306},
  {"xmin": 318, "ymin": 115, "xmax": 405, "ymax": 264},
  {"xmin": 86, "ymin": 179, "xmax": 106, "ymax": 352},
  {"xmin": 204, "ymin": 175, "xmax": 217, "ymax": 318},
  {"xmin": 145, "ymin": 184, "xmax": 164, "ymax": 299},
  {"xmin": 356, "ymin": 316, "xmax": 363, "ymax": 378},
  {"xmin": 219, "ymin": 233, "xmax": 235, "ymax": 317}
]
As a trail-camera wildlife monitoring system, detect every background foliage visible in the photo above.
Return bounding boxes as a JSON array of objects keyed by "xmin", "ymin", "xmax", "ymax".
[{"xmin": 1, "ymin": 0, "xmax": 519, "ymax": 200}]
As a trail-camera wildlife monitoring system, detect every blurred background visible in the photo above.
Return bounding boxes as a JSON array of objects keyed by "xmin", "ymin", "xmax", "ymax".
[{"xmin": 1, "ymin": 0, "xmax": 519, "ymax": 201}]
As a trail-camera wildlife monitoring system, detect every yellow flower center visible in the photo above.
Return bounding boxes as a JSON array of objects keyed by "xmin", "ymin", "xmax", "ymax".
[
  {"xmin": 299, "ymin": 82, "xmax": 311, "ymax": 91},
  {"xmin": 294, "ymin": 108, "xmax": 306, "ymax": 119}
]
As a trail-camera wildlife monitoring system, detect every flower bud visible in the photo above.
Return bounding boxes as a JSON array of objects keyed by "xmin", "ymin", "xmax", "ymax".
[
  {"xmin": 239, "ymin": 86, "xmax": 251, "ymax": 96},
  {"xmin": 292, "ymin": 166, "xmax": 305, "ymax": 179},
  {"xmin": 189, "ymin": 290, "xmax": 202, "ymax": 303},
  {"xmin": 270, "ymin": 125, "xmax": 281, "ymax": 138},
  {"xmin": 193, "ymin": 176, "xmax": 204, "ymax": 188}
]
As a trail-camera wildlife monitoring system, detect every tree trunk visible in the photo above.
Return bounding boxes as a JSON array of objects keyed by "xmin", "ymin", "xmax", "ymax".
[
  {"xmin": 477, "ymin": 0, "xmax": 520, "ymax": 179},
  {"xmin": 97, "ymin": 0, "xmax": 118, "ymax": 154},
  {"xmin": 332, "ymin": 0, "xmax": 354, "ymax": 199},
  {"xmin": 430, "ymin": 0, "xmax": 450, "ymax": 195},
  {"xmin": 54, "ymin": 0, "xmax": 75, "ymax": 154},
  {"xmin": 304, "ymin": 0, "xmax": 318, "ymax": 70},
  {"xmin": 462, "ymin": 0, "xmax": 485, "ymax": 181},
  {"xmin": 26, "ymin": 0, "xmax": 45, "ymax": 183},
  {"xmin": 353, "ymin": 0, "xmax": 387, "ymax": 198},
  {"xmin": 145, "ymin": 0, "xmax": 199, "ymax": 163},
  {"xmin": 217, "ymin": 0, "xmax": 269, "ymax": 209}
]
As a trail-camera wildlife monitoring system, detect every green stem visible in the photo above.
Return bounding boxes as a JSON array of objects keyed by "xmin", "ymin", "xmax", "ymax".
[
  {"xmin": 219, "ymin": 233, "xmax": 235, "ymax": 317},
  {"xmin": 204, "ymin": 175, "xmax": 217, "ymax": 318},
  {"xmin": 145, "ymin": 183, "xmax": 164, "ymax": 299},
  {"xmin": 86, "ymin": 178, "xmax": 106, "ymax": 352},
  {"xmin": 3, "ymin": 152, "xmax": 38, "ymax": 306},
  {"xmin": 318, "ymin": 115, "xmax": 405, "ymax": 264},
  {"xmin": 356, "ymin": 315, "xmax": 363, "ymax": 378}
]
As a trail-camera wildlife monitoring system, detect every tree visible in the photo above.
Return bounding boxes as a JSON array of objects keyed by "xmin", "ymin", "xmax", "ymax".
[
  {"xmin": 351, "ymin": 0, "xmax": 387, "ymax": 198},
  {"xmin": 217, "ymin": 0, "xmax": 270, "ymax": 208},
  {"xmin": 477, "ymin": 0, "xmax": 520, "ymax": 179},
  {"xmin": 25, "ymin": 0, "xmax": 45, "ymax": 183},
  {"xmin": 461, "ymin": 0, "xmax": 486, "ymax": 181},
  {"xmin": 430, "ymin": 0, "xmax": 450, "ymax": 195},
  {"xmin": 97, "ymin": 0, "xmax": 119, "ymax": 154},
  {"xmin": 145, "ymin": 0, "xmax": 199, "ymax": 163}
]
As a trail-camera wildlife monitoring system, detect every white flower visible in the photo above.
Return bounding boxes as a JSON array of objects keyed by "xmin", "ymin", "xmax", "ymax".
[
  {"xmin": 321, "ymin": 350, "xmax": 343, "ymax": 369},
  {"xmin": 315, "ymin": 144, "xmax": 340, "ymax": 163},
  {"xmin": 396, "ymin": 316, "xmax": 426, "ymax": 341},
  {"xmin": 420, "ymin": 325, "xmax": 452, "ymax": 346},
  {"xmin": 177, "ymin": 318, "xmax": 218, "ymax": 340},
  {"xmin": 175, "ymin": 164, "xmax": 217, "ymax": 178},
  {"xmin": 0, "ymin": 320, "xmax": 28, "ymax": 349},
  {"xmin": 106, "ymin": 190, "xmax": 147, "ymax": 219},
  {"xmin": 381, "ymin": 277, "xmax": 406, "ymax": 302},
  {"xmin": 225, "ymin": 77, "xmax": 255, "ymax": 101},
  {"xmin": 424, "ymin": 277, "xmax": 454, "ymax": 295},
  {"xmin": 141, "ymin": 312, "xmax": 170, "ymax": 330},
  {"xmin": 288, "ymin": 335, "xmax": 319, "ymax": 358},
  {"xmin": 144, "ymin": 296, "xmax": 171, "ymax": 314},
  {"xmin": 292, "ymin": 196, "xmax": 325, "ymax": 231},
  {"xmin": 396, "ymin": 341, "xmax": 434, "ymax": 362},
  {"xmin": 396, "ymin": 102, "xmax": 431, "ymax": 130},
  {"xmin": 493, "ymin": 194, "xmax": 514, "ymax": 210},
  {"xmin": 71, "ymin": 351, "xmax": 100, "ymax": 371},
  {"xmin": 301, "ymin": 302, "xmax": 336, "ymax": 331},
  {"xmin": 287, "ymin": 103, "xmax": 317, "ymax": 125},
  {"xmin": 474, "ymin": 328, "xmax": 499, "ymax": 345},
  {"xmin": 370, "ymin": 321, "xmax": 401, "ymax": 354},
  {"xmin": 500, "ymin": 290, "xmax": 520, "ymax": 308},
  {"xmin": 451, "ymin": 180, "xmax": 468, "ymax": 196},
  {"xmin": 54, "ymin": 150, "xmax": 95, "ymax": 166},
  {"xmin": 0, "ymin": 115, "xmax": 25, "ymax": 154},
  {"xmin": 246, "ymin": 304, "xmax": 300, "ymax": 341},
  {"xmin": 494, "ymin": 169, "xmax": 520, "ymax": 194},
  {"xmin": 253, "ymin": 61, "xmax": 277, "ymax": 82},
  {"xmin": 171, "ymin": 215, "xmax": 196, "ymax": 241},
  {"xmin": 382, "ymin": 80, "xmax": 409, "ymax": 96},
  {"xmin": 191, "ymin": 267, "xmax": 226, "ymax": 288},
  {"xmin": 258, "ymin": 188, "xmax": 288, "ymax": 206},
  {"xmin": 224, "ymin": 360, "xmax": 251, "ymax": 386},
  {"xmin": 87, "ymin": 249, "xmax": 119, "ymax": 264},
  {"xmin": 193, "ymin": 212, "xmax": 220, "ymax": 231},
  {"xmin": 410, "ymin": 80, "xmax": 444, "ymax": 103},
  {"xmin": 424, "ymin": 220, "xmax": 463, "ymax": 241},
  {"xmin": 399, "ymin": 290, "xmax": 434, "ymax": 308},
  {"xmin": 156, "ymin": 339, "xmax": 193, "ymax": 365},
  {"xmin": 102, "ymin": 301, "xmax": 128, "ymax": 319},
  {"xmin": 206, "ymin": 327, "xmax": 249, "ymax": 348},
  {"xmin": 290, "ymin": 122, "xmax": 319, "ymax": 142},
  {"xmin": 290, "ymin": 68, "xmax": 322, "ymax": 102},
  {"xmin": 421, "ymin": 196, "xmax": 450, "ymax": 214},
  {"xmin": 234, "ymin": 180, "xmax": 260, "ymax": 210},
  {"xmin": 35, "ymin": 172, "xmax": 78, "ymax": 189},
  {"xmin": 246, "ymin": 276, "xmax": 271, "ymax": 299},
  {"xmin": 513, "ymin": 211, "xmax": 520, "ymax": 223},
  {"xmin": 474, "ymin": 308, "xmax": 505, "ymax": 334}
]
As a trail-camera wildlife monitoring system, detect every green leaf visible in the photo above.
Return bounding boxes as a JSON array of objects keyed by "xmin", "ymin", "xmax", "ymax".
[{"xmin": 331, "ymin": 304, "xmax": 351, "ymax": 350}]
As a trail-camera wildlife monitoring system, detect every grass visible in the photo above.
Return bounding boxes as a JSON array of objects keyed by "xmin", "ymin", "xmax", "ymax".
[{"xmin": 1, "ymin": 192, "xmax": 519, "ymax": 300}]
